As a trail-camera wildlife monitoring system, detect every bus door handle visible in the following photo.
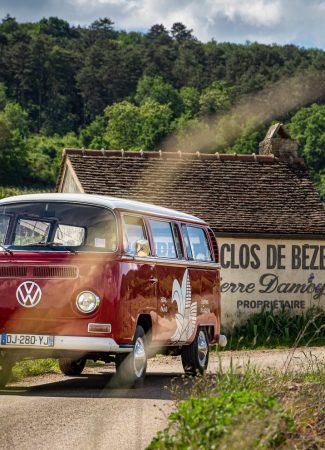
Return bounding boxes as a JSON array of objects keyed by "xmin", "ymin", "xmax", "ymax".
[{"xmin": 149, "ymin": 277, "xmax": 158, "ymax": 284}]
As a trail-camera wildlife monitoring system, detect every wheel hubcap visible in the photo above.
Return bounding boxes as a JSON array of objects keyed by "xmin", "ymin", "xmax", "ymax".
[
  {"xmin": 133, "ymin": 337, "xmax": 146, "ymax": 378},
  {"xmin": 197, "ymin": 330, "xmax": 208, "ymax": 367}
]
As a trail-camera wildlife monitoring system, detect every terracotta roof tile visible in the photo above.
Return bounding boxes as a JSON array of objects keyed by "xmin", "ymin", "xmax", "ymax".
[{"xmin": 57, "ymin": 149, "xmax": 325, "ymax": 236}]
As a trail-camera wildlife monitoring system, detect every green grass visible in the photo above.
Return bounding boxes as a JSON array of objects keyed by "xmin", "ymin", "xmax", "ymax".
[
  {"xmin": 223, "ymin": 306, "xmax": 325, "ymax": 350},
  {"xmin": 12, "ymin": 359, "xmax": 60, "ymax": 381},
  {"xmin": 11, "ymin": 358, "xmax": 107, "ymax": 382},
  {"xmin": 149, "ymin": 390, "xmax": 292, "ymax": 449},
  {"xmin": 148, "ymin": 353, "xmax": 325, "ymax": 449}
]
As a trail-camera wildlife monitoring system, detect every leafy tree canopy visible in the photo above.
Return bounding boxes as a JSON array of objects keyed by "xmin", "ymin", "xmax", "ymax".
[{"xmin": 0, "ymin": 16, "xmax": 324, "ymax": 197}]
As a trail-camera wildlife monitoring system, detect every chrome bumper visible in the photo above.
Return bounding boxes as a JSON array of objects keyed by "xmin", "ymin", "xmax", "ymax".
[{"xmin": 0, "ymin": 335, "xmax": 133, "ymax": 353}]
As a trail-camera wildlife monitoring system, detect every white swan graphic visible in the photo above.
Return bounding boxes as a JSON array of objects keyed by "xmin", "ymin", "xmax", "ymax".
[{"xmin": 171, "ymin": 269, "xmax": 197, "ymax": 342}]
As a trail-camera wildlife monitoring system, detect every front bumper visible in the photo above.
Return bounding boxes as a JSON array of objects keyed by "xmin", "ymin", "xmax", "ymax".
[{"xmin": 0, "ymin": 335, "xmax": 133, "ymax": 353}]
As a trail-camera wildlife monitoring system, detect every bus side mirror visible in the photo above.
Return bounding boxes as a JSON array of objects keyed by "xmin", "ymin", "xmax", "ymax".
[{"xmin": 135, "ymin": 239, "xmax": 150, "ymax": 257}]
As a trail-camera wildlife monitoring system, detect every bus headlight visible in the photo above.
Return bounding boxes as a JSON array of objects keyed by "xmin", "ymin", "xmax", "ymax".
[{"xmin": 76, "ymin": 291, "xmax": 100, "ymax": 313}]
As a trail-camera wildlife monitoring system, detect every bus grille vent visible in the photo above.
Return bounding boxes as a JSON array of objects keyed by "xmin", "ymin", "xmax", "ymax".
[
  {"xmin": 0, "ymin": 266, "xmax": 28, "ymax": 278},
  {"xmin": 33, "ymin": 266, "xmax": 78, "ymax": 279}
]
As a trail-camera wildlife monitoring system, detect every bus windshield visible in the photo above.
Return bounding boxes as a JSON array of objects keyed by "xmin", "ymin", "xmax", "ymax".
[{"xmin": 0, "ymin": 202, "xmax": 117, "ymax": 252}]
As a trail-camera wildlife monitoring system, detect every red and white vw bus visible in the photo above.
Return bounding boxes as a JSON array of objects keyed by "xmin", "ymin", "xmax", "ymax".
[{"xmin": 0, "ymin": 193, "xmax": 226, "ymax": 387}]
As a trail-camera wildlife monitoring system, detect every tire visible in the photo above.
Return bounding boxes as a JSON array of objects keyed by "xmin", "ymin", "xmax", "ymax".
[
  {"xmin": 0, "ymin": 351, "xmax": 14, "ymax": 389},
  {"xmin": 59, "ymin": 357, "xmax": 86, "ymax": 376},
  {"xmin": 181, "ymin": 328, "xmax": 209, "ymax": 376},
  {"xmin": 115, "ymin": 326, "xmax": 147, "ymax": 387}
]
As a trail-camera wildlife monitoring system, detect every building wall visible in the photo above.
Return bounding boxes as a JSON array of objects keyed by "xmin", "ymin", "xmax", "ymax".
[
  {"xmin": 61, "ymin": 167, "xmax": 82, "ymax": 193},
  {"xmin": 218, "ymin": 237, "xmax": 325, "ymax": 328}
]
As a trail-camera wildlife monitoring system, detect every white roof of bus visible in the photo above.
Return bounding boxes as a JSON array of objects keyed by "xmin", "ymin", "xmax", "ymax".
[{"xmin": 0, "ymin": 193, "xmax": 206, "ymax": 224}]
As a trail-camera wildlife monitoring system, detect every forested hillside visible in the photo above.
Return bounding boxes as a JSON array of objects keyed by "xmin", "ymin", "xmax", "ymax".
[{"xmin": 0, "ymin": 15, "xmax": 324, "ymax": 197}]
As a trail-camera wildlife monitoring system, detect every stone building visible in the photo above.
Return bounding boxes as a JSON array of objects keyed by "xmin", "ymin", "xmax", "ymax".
[{"xmin": 56, "ymin": 124, "xmax": 325, "ymax": 327}]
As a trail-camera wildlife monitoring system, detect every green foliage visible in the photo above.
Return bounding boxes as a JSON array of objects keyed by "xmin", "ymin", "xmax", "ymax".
[
  {"xmin": 105, "ymin": 99, "xmax": 172, "ymax": 150},
  {"xmin": 26, "ymin": 132, "xmax": 80, "ymax": 185},
  {"xmin": 0, "ymin": 186, "xmax": 47, "ymax": 200},
  {"xmin": 105, "ymin": 101, "xmax": 142, "ymax": 150},
  {"xmin": 135, "ymin": 75, "xmax": 182, "ymax": 116},
  {"xmin": 79, "ymin": 115, "xmax": 109, "ymax": 149},
  {"xmin": 149, "ymin": 389, "xmax": 292, "ymax": 449},
  {"xmin": 227, "ymin": 307, "xmax": 325, "ymax": 349},
  {"xmin": 225, "ymin": 120, "xmax": 267, "ymax": 154},
  {"xmin": 0, "ymin": 16, "xmax": 324, "ymax": 195},
  {"xmin": 12, "ymin": 359, "xmax": 59, "ymax": 380},
  {"xmin": 199, "ymin": 80, "xmax": 233, "ymax": 116},
  {"xmin": 0, "ymin": 102, "xmax": 29, "ymax": 137},
  {"xmin": 286, "ymin": 104, "xmax": 325, "ymax": 195},
  {"xmin": 0, "ymin": 101, "xmax": 29, "ymax": 184},
  {"xmin": 138, "ymin": 99, "xmax": 173, "ymax": 149},
  {"xmin": 0, "ymin": 83, "xmax": 7, "ymax": 110},
  {"xmin": 179, "ymin": 86, "xmax": 200, "ymax": 118}
]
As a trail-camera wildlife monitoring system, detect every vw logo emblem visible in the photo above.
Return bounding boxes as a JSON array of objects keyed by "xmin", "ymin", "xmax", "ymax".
[{"xmin": 16, "ymin": 281, "xmax": 42, "ymax": 308}]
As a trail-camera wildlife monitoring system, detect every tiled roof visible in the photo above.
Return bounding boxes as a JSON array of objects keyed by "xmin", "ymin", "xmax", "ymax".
[{"xmin": 57, "ymin": 149, "xmax": 325, "ymax": 236}]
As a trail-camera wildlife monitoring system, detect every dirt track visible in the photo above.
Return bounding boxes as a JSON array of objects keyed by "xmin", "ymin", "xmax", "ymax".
[{"xmin": 0, "ymin": 347, "xmax": 324, "ymax": 450}]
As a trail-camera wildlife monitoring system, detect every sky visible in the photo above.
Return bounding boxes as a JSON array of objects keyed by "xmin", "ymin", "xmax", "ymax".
[{"xmin": 0, "ymin": 0, "xmax": 325, "ymax": 49}]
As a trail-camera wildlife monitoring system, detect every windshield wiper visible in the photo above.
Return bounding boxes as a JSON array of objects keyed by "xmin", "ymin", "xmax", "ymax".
[
  {"xmin": 0, "ymin": 243, "xmax": 13, "ymax": 255},
  {"xmin": 36, "ymin": 242, "xmax": 77, "ymax": 254}
]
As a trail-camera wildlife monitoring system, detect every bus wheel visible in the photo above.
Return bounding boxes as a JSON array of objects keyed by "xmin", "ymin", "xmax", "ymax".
[
  {"xmin": 115, "ymin": 325, "xmax": 147, "ymax": 387},
  {"xmin": 59, "ymin": 357, "xmax": 86, "ymax": 376},
  {"xmin": 0, "ymin": 352, "xmax": 13, "ymax": 389},
  {"xmin": 181, "ymin": 328, "xmax": 209, "ymax": 376}
]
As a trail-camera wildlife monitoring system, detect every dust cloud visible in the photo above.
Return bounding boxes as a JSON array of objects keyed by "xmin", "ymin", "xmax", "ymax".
[{"xmin": 161, "ymin": 70, "xmax": 325, "ymax": 153}]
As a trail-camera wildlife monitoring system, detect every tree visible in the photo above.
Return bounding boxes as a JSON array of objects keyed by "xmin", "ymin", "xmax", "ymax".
[
  {"xmin": 135, "ymin": 76, "xmax": 182, "ymax": 116},
  {"xmin": 90, "ymin": 18, "xmax": 115, "ymax": 33},
  {"xmin": 143, "ymin": 24, "xmax": 175, "ymax": 81},
  {"xmin": 171, "ymin": 23, "xmax": 194, "ymax": 42},
  {"xmin": 138, "ymin": 99, "xmax": 172, "ymax": 149},
  {"xmin": 105, "ymin": 101, "xmax": 142, "ymax": 149},
  {"xmin": 286, "ymin": 104, "xmax": 325, "ymax": 177},
  {"xmin": 104, "ymin": 99, "xmax": 172, "ymax": 150},
  {"xmin": 0, "ymin": 102, "xmax": 29, "ymax": 137},
  {"xmin": 172, "ymin": 40, "xmax": 206, "ymax": 89},
  {"xmin": 179, "ymin": 86, "xmax": 200, "ymax": 118},
  {"xmin": 26, "ymin": 132, "xmax": 80, "ymax": 185},
  {"xmin": 0, "ymin": 82, "xmax": 7, "ymax": 110},
  {"xmin": 77, "ymin": 39, "xmax": 137, "ymax": 122},
  {"xmin": 79, "ymin": 115, "xmax": 109, "ymax": 149},
  {"xmin": 0, "ymin": 15, "xmax": 18, "ymax": 34},
  {"xmin": 199, "ymin": 81, "xmax": 233, "ymax": 116},
  {"xmin": 39, "ymin": 17, "xmax": 73, "ymax": 38},
  {"xmin": 0, "ymin": 102, "xmax": 29, "ymax": 184}
]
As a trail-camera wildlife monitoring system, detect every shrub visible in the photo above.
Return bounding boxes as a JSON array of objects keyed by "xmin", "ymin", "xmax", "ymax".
[
  {"xmin": 0, "ymin": 186, "xmax": 49, "ymax": 200},
  {"xmin": 149, "ymin": 389, "xmax": 293, "ymax": 449},
  {"xmin": 226, "ymin": 307, "xmax": 325, "ymax": 349}
]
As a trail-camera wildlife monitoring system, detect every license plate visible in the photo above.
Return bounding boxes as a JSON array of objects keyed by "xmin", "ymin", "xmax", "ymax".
[{"xmin": 1, "ymin": 333, "xmax": 54, "ymax": 347}]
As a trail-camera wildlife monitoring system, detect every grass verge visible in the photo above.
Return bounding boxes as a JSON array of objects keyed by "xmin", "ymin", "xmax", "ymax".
[
  {"xmin": 148, "ymin": 352, "xmax": 325, "ymax": 449},
  {"xmin": 11, "ymin": 358, "xmax": 107, "ymax": 382},
  {"xmin": 223, "ymin": 306, "xmax": 325, "ymax": 350},
  {"xmin": 12, "ymin": 359, "xmax": 60, "ymax": 381}
]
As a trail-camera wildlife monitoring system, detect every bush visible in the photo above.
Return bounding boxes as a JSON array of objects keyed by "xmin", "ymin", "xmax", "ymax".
[
  {"xmin": 149, "ymin": 389, "xmax": 293, "ymax": 449},
  {"xmin": 226, "ymin": 306, "xmax": 325, "ymax": 349},
  {"xmin": 0, "ymin": 186, "xmax": 49, "ymax": 200}
]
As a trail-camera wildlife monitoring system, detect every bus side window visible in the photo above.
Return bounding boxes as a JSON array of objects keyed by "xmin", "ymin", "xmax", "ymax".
[
  {"xmin": 123, "ymin": 215, "xmax": 149, "ymax": 255},
  {"xmin": 181, "ymin": 224, "xmax": 193, "ymax": 260},
  {"xmin": 149, "ymin": 220, "xmax": 177, "ymax": 258},
  {"xmin": 187, "ymin": 226, "xmax": 212, "ymax": 261}
]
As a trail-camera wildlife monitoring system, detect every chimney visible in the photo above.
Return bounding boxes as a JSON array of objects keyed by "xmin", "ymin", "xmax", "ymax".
[{"xmin": 259, "ymin": 123, "xmax": 302, "ymax": 165}]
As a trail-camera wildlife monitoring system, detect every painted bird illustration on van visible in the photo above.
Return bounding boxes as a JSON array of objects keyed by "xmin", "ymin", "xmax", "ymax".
[{"xmin": 171, "ymin": 269, "xmax": 197, "ymax": 342}]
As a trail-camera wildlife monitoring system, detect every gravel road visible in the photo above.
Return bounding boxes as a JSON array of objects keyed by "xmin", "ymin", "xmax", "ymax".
[{"xmin": 0, "ymin": 347, "xmax": 324, "ymax": 450}]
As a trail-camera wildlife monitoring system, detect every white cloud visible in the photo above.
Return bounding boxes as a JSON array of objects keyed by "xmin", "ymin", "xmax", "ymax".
[{"xmin": 0, "ymin": 0, "xmax": 324, "ymax": 48}]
